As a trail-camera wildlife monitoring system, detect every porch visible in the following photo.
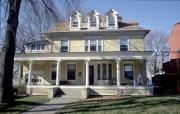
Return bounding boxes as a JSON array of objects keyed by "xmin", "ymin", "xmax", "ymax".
[{"xmin": 14, "ymin": 51, "xmax": 153, "ymax": 98}]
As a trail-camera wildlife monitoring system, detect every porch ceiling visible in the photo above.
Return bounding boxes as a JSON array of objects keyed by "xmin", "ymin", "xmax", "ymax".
[{"xmin": 14, "ymin": 51, "xmax": 153, "ymax": 61}]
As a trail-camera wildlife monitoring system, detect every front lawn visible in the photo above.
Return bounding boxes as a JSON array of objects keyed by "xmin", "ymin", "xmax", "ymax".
[
  {"xmin": 0, "ymin": 96, "xmax": 50, "ymax": 114},
  {"xmin": 57, "ymin": 95, "xmax": 180, "ymax": 114}
]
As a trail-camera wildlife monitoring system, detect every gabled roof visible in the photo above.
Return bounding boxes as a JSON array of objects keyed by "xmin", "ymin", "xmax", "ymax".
[
  {"xmin": 88, "ymin": 9, "xmax": 100, "ymax": 16},
  {"xmin": 105, "ymin": 9, "xmax": 119, "ymax": 15},
  {"xmin": 71, "ymin": 10, "xmax": 81, "ymax": 16}
]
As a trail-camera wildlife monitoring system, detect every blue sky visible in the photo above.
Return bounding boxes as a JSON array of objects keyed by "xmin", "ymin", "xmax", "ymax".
[{"xmin": 80, "ymin": 0, "xmax": 180, "ymax": 33}]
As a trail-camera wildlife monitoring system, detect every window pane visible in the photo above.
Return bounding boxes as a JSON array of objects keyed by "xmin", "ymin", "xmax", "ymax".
[
  {"xmin": 90, "ymin": 16, "xmax": 96, "ymax": 27},
  {"xmin": 27, "ymin": 44, "xmax": 31, "ymax": 50},
  {"xmin": 36, "ymin": 44, "xmax": 41, "ymax": 50},
  {"xmin": 67, "ymin": 64, "xmax": 76, "ymax": 80},
  {"xmin": 41, "ymin": 44, "xmax": 45, "ymax": 50},
  {"xmin": 102, "ymin": 64, "xmax": 107, "ymax": 80},
  {"xmin": 90, "ymin": 40, "xmax": 97, "ymax": 51},
  {"xmin": 124, "ymin": 64, "xmax": 133, "ymax": 80},
  {"xmin": 108, "ymin": 64, "xmax": 112, "ymax": 80},
  {"xmin": 120, "ymin": 38, "xmax": 128, "ymax": 51},
  {"xmin": 72, "ymin": 17, "xmax": 78, "ymax": 27},
  {"xmin": 61, "ymin": 40, "xmax": 68, "ymax": 52},
  {"xmin": 51, "ymin": 64, "xmax": 56, "ymax": 80},
  {"xmin": 97, "ymin": 64, "xmax": 101, "ymax": 80},
  {"xmin": 31, "ymin": 44, "xmax": 35, "ymax": 50},
  {"xmin": 108, "ymin": 16, "xmax": 115, "ymax": 26},
  {"xmin": 85, "ymin": 40, "xmax": 88, "ymax": 51}
]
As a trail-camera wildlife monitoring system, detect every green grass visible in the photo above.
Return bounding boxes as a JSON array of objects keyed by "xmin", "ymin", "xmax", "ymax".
[
  {"xmin": 0, "ymin": 96, "xmax": 50, "ymax": 114},
  {"xmin": 57, "ymin": 95, "xmax": 180, "ymax": 114}
]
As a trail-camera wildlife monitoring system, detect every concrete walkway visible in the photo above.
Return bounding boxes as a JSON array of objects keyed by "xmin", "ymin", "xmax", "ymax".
[{"xmin": 21, "ymin": 97, "xmax": 80, "ymax": 114}]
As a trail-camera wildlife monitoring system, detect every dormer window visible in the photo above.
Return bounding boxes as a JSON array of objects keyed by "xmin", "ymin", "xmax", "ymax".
[
  {"xmin": 90, "ymin": 16, "xmax": 97, "ymax": 27},
  {"xmin": 108, "ymin": 15, "xmax": 115, "ymax": 26},
  {"xmin": 72, "ymin": 16, "xmax": 78, "ymax": 27}
]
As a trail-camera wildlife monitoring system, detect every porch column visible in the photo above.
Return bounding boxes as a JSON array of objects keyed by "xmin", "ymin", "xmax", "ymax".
[
  {"xmin": 85, "ymin": 59, "xmax": 90, "ymax": 86},
  {"xmin": 146, "ymin": 58, "xmax": 152, "ymax": 86},
  {"xmin": 56, "ymin": 60, "xmax": 61, "ymax": 86},
  {"xmin": 116, "ymin": 59, "xmax": 121, "ymax": 86},
  {"xmin": 28, "ymin": 60, "xmax": 33, "ymax": 85}
]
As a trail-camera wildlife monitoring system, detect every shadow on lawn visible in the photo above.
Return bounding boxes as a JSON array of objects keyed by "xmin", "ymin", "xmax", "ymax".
[
  {"xmin": 0, "ymin": 100, "xmax": 43, "ymax": 113},
  {"xmin": 57, "ymin": 95, "xmax": 180, "ymax": 114}
]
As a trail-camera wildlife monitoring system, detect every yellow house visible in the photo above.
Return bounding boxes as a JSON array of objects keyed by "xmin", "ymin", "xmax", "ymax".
[{"xmin": 15, "ymin": 9, "xmax": 153, "ymax": 99}]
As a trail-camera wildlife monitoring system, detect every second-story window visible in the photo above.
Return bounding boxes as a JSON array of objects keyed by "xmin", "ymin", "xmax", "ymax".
[
  {"xmin": 108, "ymin": 15, "xmax": 115, "ymax": 26},
  {"xmin": 72, "ymin": 16, "xmax": 78, "ymax": 27},
  {"xmin": 120, "ymin": 38, "xmax": 128, "ymax": 51},
  {"xmin": 90, "ymin": 16, "xmax": 97, "ymax": 27},
  {"xmin": 84, "ymin": 39, "xmax": 103, "ymax": 52},
  {"xmin": 60, "ymin": 40, "xmax": 69, "ymax": 52},
  {"xmin": 27, "ymin": 43, "xmax": 45, "ymax": 51}
]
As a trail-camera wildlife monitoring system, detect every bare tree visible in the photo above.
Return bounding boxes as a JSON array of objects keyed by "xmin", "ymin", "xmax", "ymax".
[
  {"xmin": 0, "ymin": 0, "xmax": 79, "ymax": 104},
  {"xmin": 145, "ymin": 30, "xmax": 169, "ymax": 75}
]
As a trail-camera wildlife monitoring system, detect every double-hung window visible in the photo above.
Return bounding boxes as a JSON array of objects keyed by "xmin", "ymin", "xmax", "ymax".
[
  {"xmin": 90, "ymin": 16, "xmax": 97, "ymax": 27},
  {"xmin": 124, "ymin": 64, "xmax": 133, "ymax": 80},
  {"xmin": 90, "ymin": 40, "xmax": 97, "ymax": 51},
  {"xmin": 60, "ymin": 40, "xmax": 69, "ymax": 52},
  {"xmin": 108, "ymin": 15, "xmax": 115, "ymax": 26},
  {"xmin": 120, "ymin": 38, "xmax": 128, "ymax": 51},
  {"xmin": 67, "ymin": 64, "xmax": 76, "ymax": 80},
  {"xmin": 72, "ymin": 16, "xmax": 78, "ymax": 27},
  {"xmin": 84, "ymin": 38, "xmax": 103, "ymax": 52}
]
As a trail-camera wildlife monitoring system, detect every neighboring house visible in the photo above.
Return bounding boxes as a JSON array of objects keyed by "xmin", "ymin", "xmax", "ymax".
[
  {"xmin": 161, "ymin": 23, "xmax": 180, "ymax": 94},
  {"xmin": 14, "ymin": 9, "xmax": 153, "ymax": 99}
]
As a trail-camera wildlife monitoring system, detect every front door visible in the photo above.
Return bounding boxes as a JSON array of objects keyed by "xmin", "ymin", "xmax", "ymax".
[{"xmin": 89, "ymin": 65, "xmax": 94, "ymax": 85}]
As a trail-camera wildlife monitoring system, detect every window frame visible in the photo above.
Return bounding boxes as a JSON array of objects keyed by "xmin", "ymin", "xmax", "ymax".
[
  {"xmin": 90, "ymin": 15, "xmax": 97, "ymax": 27},
  {"xmin": 60, "ymin": 39, "xmax": 69, "ymax": 52},
  {"xmin": 72, "ymin": 16, "xmax": 79, "ymax": 28},
  {"xmin": 124, "ymin": 64, "xmax": 134, "ymax": 80},
  {"xmin": 66, "ymin": 63, "xmax": 77, "ymax": 80},
  {"xmin": 26, "ymin": 43, "xmax": 46, "ymax": 51},
  {"xmin": 84, "ymin": 36, "xmax": 103, "ymax": 52},
  {"xmin": 51, "ymin": 63, "xmax": 57, "ymax": 80},
  {"xmin": 119, "ymin": 37, "xmax": 129, "ymax": 51},
  {"xmin": 108, "ymin": 15, "xmax": 115, "ymax": 27}
]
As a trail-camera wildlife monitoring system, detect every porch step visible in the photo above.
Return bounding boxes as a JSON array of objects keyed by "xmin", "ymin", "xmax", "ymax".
[{"xmin": 56, "ymin": 88, "xmax": 82, "ymax": 98}]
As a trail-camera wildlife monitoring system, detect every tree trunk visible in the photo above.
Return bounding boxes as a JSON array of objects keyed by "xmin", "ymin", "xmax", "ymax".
[{"xmin": 0, "ymin": 0, "xmax": 21, "ymax": 104}]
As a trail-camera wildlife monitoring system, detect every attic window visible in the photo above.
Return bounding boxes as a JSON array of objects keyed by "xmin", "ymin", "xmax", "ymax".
[
  {"xmin": 108, "ymin": 15, "xmax": 115, "ymax": 26},
  {"xmin": 72, "ymin": 16, "xmax": 78, "ymax": 27},
  {"xmin": 90, "ymin": 16, "xmax": 97, "ymax": 27}
]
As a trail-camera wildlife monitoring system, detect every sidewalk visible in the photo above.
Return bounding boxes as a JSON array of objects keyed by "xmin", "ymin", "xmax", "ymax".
[{"xmin": 21, "ymin": 97, "xmax": 80, "ymax": 114}]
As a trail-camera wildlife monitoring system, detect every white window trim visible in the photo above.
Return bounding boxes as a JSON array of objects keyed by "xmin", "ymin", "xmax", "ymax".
[
  {"xmin": 26, "ymin": 43, "xmax": 46, "ymax": 52},
  {"xmin": 83, "ymin": 36, "xmax": 103, "ymax": 52},
  {"xmin": 119, "ymin": 37, "xmax": 129, "ymax": 51},
  {"xmin": 60, "ymin": 38, "xmax": 70, "ymax": 52},
  {"xmin": 66, "ymin": 62, "xmax": 77, "ymax": 81},
  {"xmin": 122, "ymin": 61, "xmax": 135, "ymax": 80}
]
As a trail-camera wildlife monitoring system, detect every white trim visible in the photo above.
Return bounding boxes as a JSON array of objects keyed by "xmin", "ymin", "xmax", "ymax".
[
  {"xmin": 122, "ymin": 61, "xmax": 135, "ymax": 81},
  {"xmin": 119, "ymin": 36, "xmax": 129, "ymax": 51},
  {"xmin": 60, "ymin": 38, "xmax": 69, "ymax": 52}
]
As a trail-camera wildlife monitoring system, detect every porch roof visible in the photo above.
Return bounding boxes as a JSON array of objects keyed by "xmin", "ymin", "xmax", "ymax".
[{"xmin": 14, "ymin": 51, "xmax": 153, "ymax": 61}]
